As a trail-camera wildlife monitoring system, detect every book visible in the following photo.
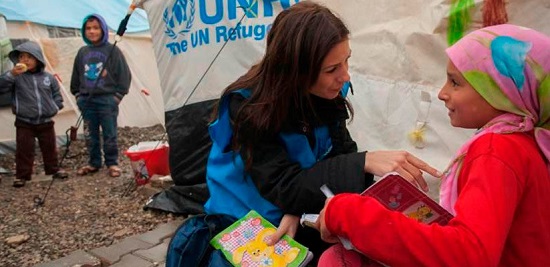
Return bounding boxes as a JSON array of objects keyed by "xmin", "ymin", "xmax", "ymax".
[
  {"xmin": 210, "ymin": 210, "xmax": 313, "ymax": 267},
  {"xmin": 298, "ymin": 173, "xmax": 453, "ymax": 267},
  {"xmin": 361, "ymin": 172, "xmax": 453, "ymax": 225}
]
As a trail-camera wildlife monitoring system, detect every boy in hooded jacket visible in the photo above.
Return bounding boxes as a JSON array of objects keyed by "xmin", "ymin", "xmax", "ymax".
[
  {"xmin": 0, "ymin": 41, "xmax": 68, "ymax": 187},
  {"xmin": 70, "ymin": 14, "xmax": 131, "ymax": 177}
]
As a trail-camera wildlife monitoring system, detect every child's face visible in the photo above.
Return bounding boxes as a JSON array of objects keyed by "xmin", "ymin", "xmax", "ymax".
[
  {"xmin": 18, "ymin": 52, "xmax": 38, "ymax": 72},
  {"xmin": 85, "ymin": 18, "xmax": 103, "ymax": 45},
  {"xmin": 438, "ymin": 60, "xmax": 503, "ymax": 129}
]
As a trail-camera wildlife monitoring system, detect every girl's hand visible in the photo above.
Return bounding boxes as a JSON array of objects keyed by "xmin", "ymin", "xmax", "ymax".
[
  {"xmin": 364, "ymin": 150, "xmax": 442, "ymax": 192},
  {"xmin": 265, "ymin": 214, "xmax": 300, "ymax": 246},
  {"xmin": 316, "ymin": 197, "xmax": 340, "ymax": 243}
]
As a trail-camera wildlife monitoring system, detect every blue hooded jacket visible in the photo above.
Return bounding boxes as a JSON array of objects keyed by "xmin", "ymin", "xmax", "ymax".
[{"xmin": 81, "ymin": 14, "xmax": 109, "ymax": 46}]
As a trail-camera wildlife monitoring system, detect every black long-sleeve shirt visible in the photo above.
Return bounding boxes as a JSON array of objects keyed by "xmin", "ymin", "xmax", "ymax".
[{"xmin": 229, "ymin": 93, "xmax": 374, "ymax": 215}]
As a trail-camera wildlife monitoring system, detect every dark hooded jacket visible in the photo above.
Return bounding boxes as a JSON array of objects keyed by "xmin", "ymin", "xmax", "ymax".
[
  {"xmin": 70, "ymin": 14, "xmax": 131, "ymax": 101},
  {"xmin": 0, "ymin": 41, "xmax": 63, "ymax": 124}
]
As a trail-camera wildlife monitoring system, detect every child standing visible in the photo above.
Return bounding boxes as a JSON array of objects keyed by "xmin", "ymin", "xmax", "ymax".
[
  {"xmin": 70, "ymin": 14, "xmax": 131, "ymax": 177},
  {"xmin": 0, "ymin": 41, "xmax": 68, "ymax": 187},
  {"xmin": 315, "ymin": 24, "xmax": 550, "ymax": 266}
]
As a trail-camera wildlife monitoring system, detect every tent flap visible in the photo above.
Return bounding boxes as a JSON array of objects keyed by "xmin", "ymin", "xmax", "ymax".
[
  {"xmin": 166, "ymin": 99, "xmax": 216, "ymax": 186},
  {"xmin": 0, "ymin": 0, "xmax": 150, "ymax": 33}
]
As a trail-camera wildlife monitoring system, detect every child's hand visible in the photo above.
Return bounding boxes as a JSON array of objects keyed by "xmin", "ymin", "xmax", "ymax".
[
  {"xmin": 316, "ymin": 197, "xmax": 340, "ymax": 244},
  {"xmin": 11, "ymin": 63, "xmax": 27, "ymax": 76}
]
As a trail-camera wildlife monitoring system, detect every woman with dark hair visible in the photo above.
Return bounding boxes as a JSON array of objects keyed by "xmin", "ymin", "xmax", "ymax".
[
  {"xmin": 166, "ymin": 2, "xmax": 439, "ymax": 265},
  {"xmin": 205, "ymin": 0, "xmax": 439, "ymax": 257}
]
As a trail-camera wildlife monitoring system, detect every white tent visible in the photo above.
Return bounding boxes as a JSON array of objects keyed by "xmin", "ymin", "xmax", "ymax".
[
  {"xmin": 139, "ymin": 0, "xmax": 550, "ymax": 202},
  {"xmin": 0, "ymin": 0, "xmax": 164, "ymax": 153},
  {"xmin": 2, "ymin": 0, "xmax": 549, "ymax": 202}
]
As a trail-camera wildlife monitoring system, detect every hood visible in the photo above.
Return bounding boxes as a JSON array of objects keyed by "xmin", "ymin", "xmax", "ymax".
[
  {"xmin": 81, "ymin": 13, "xmax": 109, "ymax": 46},
  {"xmin": 8, "ymin": 41, "xmax": 46, "ymax": 71}
]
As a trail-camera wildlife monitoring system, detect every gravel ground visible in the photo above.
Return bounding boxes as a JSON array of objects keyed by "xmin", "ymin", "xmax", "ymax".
[{"xmin": 0, "ymin": 124, "xmax": 183, "ymax": 266}]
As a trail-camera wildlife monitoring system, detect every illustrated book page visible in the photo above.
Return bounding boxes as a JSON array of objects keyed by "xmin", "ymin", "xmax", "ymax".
[
  {"xmin": 361, "ymin": 172, "xmax": 454, "ymax": 225},
  {"xmin": 210, "ymin": 210, "xmax": 312, "ymax": 267}
]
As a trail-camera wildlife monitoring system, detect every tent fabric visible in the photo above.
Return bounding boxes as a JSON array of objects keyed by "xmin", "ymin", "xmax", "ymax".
[
  {"xmin": 0, "ymin": 0, "xmax": 150, "ymax": 33},
  {"xmin": 2, "ymin": 0, "xmax": 549, "ymax": 213},
  {"xmin": 0, "ymin": 14, "xmax": 11, "ymax": 73},
  {"xmin": 141, "ymin": 0, "xmax": 550, "ymax": 211},
  {"xmin": 142, "ymin": 0, "xmax": 276, "ymax": 112},
  {"xmin": 165, "ymin": 99, "xmax": 216, "ymax": 186},
  {"xmin": 0, "ymin": 14, "xmax": 12, "ymax": 107}
]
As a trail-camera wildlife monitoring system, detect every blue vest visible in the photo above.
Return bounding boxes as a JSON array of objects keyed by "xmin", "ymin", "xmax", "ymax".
[{"xmin": 204, "ymin": 83, "xmax": 350, "ymax": 225}]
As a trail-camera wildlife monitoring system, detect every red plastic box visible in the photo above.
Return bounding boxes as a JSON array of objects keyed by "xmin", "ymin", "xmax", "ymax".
[{"xmin": 124, "ymin": 142, "xmax": 170, "ymax": 185}]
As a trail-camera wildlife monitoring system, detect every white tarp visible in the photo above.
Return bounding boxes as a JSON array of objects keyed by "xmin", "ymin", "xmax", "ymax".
[
  {"xmin": 142, "ymin": 0, "xmax": 550, "ymax": 197},
  {"xmin": 0, "ymin": 0, "xmax": 149, "ymax": 33},
  {"xmin": 143, "ymin": 0, "xmax": 281, "ymax": 111}
]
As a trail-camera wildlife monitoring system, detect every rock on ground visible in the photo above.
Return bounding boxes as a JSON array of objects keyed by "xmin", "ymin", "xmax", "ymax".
[{"xmin": 0, "ymin": 124, "xmax": 182, "ymax": 267}]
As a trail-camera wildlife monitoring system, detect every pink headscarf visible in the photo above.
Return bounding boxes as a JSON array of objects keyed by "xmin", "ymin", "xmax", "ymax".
[{"xmin": 440, "ymin": 24, "xmax": 550, "ymax": 215}]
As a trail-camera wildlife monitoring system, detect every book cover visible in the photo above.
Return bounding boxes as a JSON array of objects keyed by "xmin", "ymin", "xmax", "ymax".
[
  {"xmin": 210, "ymin": 210, "xmax": 312, "ymax": 267},
  {"xmin": 361, "ymin": 172, "xmax": 453, "ymax": 225}
]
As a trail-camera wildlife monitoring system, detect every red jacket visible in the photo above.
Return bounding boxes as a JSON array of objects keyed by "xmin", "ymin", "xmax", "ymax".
[{"xmin": 325, "ymin": 132, "xmax": 550, "ymax": 266}]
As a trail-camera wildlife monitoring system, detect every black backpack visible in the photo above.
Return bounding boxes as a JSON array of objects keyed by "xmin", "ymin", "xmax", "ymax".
[{"xmin": 166, "ymin": 214, "xmax": 236, "ymax": 267}]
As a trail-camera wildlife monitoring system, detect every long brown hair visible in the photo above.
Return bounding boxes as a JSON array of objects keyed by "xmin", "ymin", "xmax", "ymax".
[{"xmin": 216, "ymin": 1, "xmax": 353, "ymax": 165}]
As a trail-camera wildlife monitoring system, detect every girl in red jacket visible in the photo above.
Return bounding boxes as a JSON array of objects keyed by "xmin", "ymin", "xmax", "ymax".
[{"xmin": 316, "ymin": 24, "xmax": 550, "ymax": 266}]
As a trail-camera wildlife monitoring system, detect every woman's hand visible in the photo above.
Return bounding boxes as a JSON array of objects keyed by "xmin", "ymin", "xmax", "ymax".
[
  {"xmin": 364, "ymin": 150, "xmax": 442, "ymax": 192},
  {"xmin": 315, "ymin": 197, "xmax": 340, "ymax": 243},
  {"xmin": 265, "ymin": 214, "xmax": 300, "ymax": 246}
]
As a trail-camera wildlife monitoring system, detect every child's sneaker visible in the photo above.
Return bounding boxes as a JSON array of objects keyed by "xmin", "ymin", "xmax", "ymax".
[{"xmin": 52, "ymin": 169, "xmax": 68, "ymax": 179}]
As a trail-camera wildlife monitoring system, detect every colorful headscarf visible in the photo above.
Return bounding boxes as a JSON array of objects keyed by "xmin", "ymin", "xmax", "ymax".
[{"xmin": 440, "ymin": 24, "xmax": 550, "ymax": 215}]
